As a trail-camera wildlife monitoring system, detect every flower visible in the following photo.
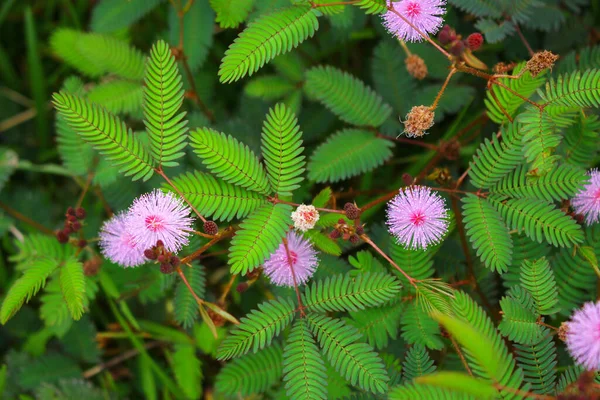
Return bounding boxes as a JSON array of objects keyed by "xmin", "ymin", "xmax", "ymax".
[
  {"xmin": 291, "ymin": 204, "xmax": 320, "ymax": 232},
  {"xmin": 403, "ymin": 105, "xmax": 435, "ymax": 138},
  {"xmin": 126, "ymin": 189, "xmax": 194, "ymax": 252},
  {"xmin": 382, "ymin": 0, "xmax": 446, "ymax": 42},
  {"xmin": 263, "ymin": 231, "xmax": 319, "ymax": 287},
  {"xmin": 99, "ymin": 213, "xmax": 146, "ymax": 267},
  {"xmin": 572, "ymin": 169, "xmax": 600, "ymax": 225},
  {"xmin": 386, "ymin": 185, "xmax": 448, "ymax": 250},
  {"xmin": 566, "ymin": 301, "xmax": 600, "ymax": 371}
]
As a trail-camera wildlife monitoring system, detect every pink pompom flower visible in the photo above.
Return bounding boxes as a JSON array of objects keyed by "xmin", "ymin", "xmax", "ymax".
[
  {"xmin": 126, "ymin": 189, "xmax": 194, "ymax": 253},
  {"xmin": 386, "ymin": 185, "xmax": 448, "ymax": 250},
  {"xmin": 572, "ymin": 169, "xmax": 600, "ymax": 225},
  {"xmin": 263, "ymin": 231, "xmax": 319, "ymax": 287},
  {"xmin": 382, "ymin": 0, "xmax": 447, "ymax": 42},
  {"xmin": 566, "ymin": 301, "xmax": 600, "ymax": 371},
  {"xmin": 99, "ymin": 213, "xmax": 146, "ymax": 267}
]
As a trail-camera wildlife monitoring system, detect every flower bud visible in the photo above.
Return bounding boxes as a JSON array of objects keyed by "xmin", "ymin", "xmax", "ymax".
[
  {"xmin": 56, "ymin": 230, "xmax": 69, "ymax": 244},
  {"xmin": 344, "ymin": 203, "xmax": 360, "ymax": 220},
  {"xmin": 75, "ymin": 207, "xmax": 86, "ymax": 219},
  {"xmin": 144, "ymin": 249, "xmax": 157, "ymax": 260},
  {"xmin": 203, "ymin": 221, "xmax": 219, "ymax": 236},
  {"xmin": 466, "ymin": 33, "xmax": 483, "ymax": 51}
]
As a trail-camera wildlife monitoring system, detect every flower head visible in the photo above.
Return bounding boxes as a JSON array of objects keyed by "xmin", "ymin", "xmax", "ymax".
[
  {"xmin": 263, "ymin": 231, "xmax": 319, "ymax": 287},
  {"xmin": 126, "ymin": 190, "xmax": 194, "ymax": 252},
  {"xmin": 382, "ymin": 0, "xmax": 446, "ymax": 42},
  {"xmin": 566, "ymin": 301, "xmax": 600, "ymax": 371},
  {"xmin": 403, "ymin": 105, "xmax": 435, "ymax": 138},
  {"xmin": 291, "ymin": 204, "xmax": 320, "ymax": 232},
  {"xmin": 386, "ymin": 185, "xmax": 448, "ymax": 250},
  {"xmin": 99, "ymin": 213, "xmax": 146, "ymax": 267},
  {"xmin": 572, "ymin": 169, "xmax": 600, "ymax": 225}
]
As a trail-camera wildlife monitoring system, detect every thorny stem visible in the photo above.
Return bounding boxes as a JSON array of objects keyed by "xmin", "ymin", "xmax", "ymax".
[
  {"xmin": 449, "ymin": 335, "xmax": 473, "ymax": 376},
  {"xmin": 431, "ymin": 68, "xmax": 457, "ymax": 110},
  {"xmin": 269, "ymin": 197, "xmax": 346, "ymax": 214},
  {"xmin": 514, "ymin": 22, "xmax": 535, "ymax": 57},
  {"xmin": 155, "ymin": 167, "xmax": 207, "ymax": 223},
  {"xmin": 0, "ymin": 201, "xmax": 54, "ymax": 235},
  {"xmin": 283, "ymin": 237, "xmax": 306, "ymax": 317},
  {"xmin": 360, "ymin": 234, "xmax": 418, "ymax": 288},
  {"xmin": 387, "ymin": 5, "xmax": 452, "ymax": 59}
]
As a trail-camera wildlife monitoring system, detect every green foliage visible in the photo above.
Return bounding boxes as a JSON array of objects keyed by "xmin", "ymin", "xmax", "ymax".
[
  {"xmin": 514, "ymin": 328, "xmax": 557, "ymax": 395},
  {"xmin": 172, "ymin": 344, "xmax": 203, "ymax": 399},
  {"xmin": 502, "ymin": 234, "xmax": 550, "ymax": 289},
  {"xmin": 52, "ymin": 92, "xmax": 155, "ymax": 181},
  {"xmin": 519, "ymin": 257, "xmax": 559, "ymax": 315},
  {"xmin": 303, "ymin": 272, "xmax": 401, "ymax": 313},
  {"xmin": 59, "ymin": 257, "xmax": 86, "ymax": 320},
  {"xmin": 228, "ymin": 203, "xmax": 291, "ymax": 274},
  {"xmin": 354, "ymin": 0, "xmax": 386, "ymax": 14},
  {"xmin": 173, "ymin": 265, "xmax": 206, "ymax": 329},
  {"xmin": 18, "ymin": 353, "xmax": 81, "ymax": 389},
  {"xmin": 50, "ymin": 29, "xmax": 145, "ymax": 80},
  {"xmin": 402, "ymin": 345, "xmax": 436, "ymax": 383},
  {"xmin": 389, "ymin": 236, "xmax": 436, "ymax": 290},
  {"xmin": 215, "ymin": 344, "xmax": 284, "ymax": 396},
  {"xmin": 1, "ymin": 256, "xmax": 58, "ymax": 324},
  {"xmin": 217, "ymin": 297, "xmax": 295, "ymax": 360},
  {"xmin": 218, "ymin": 6, "xmax": 319, "ymax": 83},
  {"xmin": 144, "ymin": 40, "xmax": 188, "ymax": 167},
  {"xmin": 305, "ymin": 65, "xmax": 392, "ymax": 127},
  {"xmin": 282, "ymin": 319, "xmax": 328, "ymax": 400},
  {"xmin": 87, "ymin": 80, "xmax": 144, "ymax": 116},
  {"xmin": 0, "ymin": 147, "xmax": 18, "ymax": 193},
  {"xmin": 190, "ymin": 127, "xmax": 271, "ymax": 194},
  {"xmin": 448, "ymin": 0, "xmax": 501, "ymax": 18},
  {"xmin": 371, "ymin": 40, "xmax": 414, "ymax": 116},
  {"xmin": 389, "ymin": 382, "xmax": 479, "ymax": 399},
  {"xmin": 475, "ymin": 19, "xmax": 516, "ymax": 43},
  {"xmin": 561, "ymin": 114, "xmax": 600, "ymax": 167},
  {"xmin": 307, "ymin": 313, "xmax": 389, "ymax": 394},
  {"xmin": 261, "ymin": 103, "xmax": 306, "ymax": 196},
  {"xmin": 90, "ymin": 0, "xmax": 163, "ymax": 33},
  {"xmin": 519, "ymin": 106, "xmax": 562, "ymax": 175},
  {"xmin": 168, "ymin": 171, "xmax": 266, "ymax": 222},
  {"xmin": 210, "ymin": 0, "xmax": 254, "ymax": 28},
  {"xmin": 539, "ymin": 69, "xmax": 600, "ymax": 108},
  {"xmin": 488, "ymin": 195, "xmax": 584, "ymax": 247},
  {"xmin": 498, "ymin": 295, "xmax": 542, "ymax": 345},
  {"xmin": 349, "ymin": 299, "xmax": 404, "ymax": 349},
  {"xmin": 462, "ymin": 194, "xmax": 513, "ymax": 273},
  {"xmin": 308, "ymin": 129, "xmax": 393, "ymax": 183},
  {"xmin": 401, "ymin": 302, "xmax": 444, "ymax": 350}
]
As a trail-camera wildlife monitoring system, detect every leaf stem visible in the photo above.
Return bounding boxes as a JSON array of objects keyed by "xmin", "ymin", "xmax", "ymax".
[
  {"xmin": 360, "ymin": 233, "xmax": 418, "ymax": 288},
  {"xmin": 283, "ymin": 236, "xmax": 306, "ymax": 317},
  {"xmin": 156, "ymin": 167, "xmax": 207, "ymax": 223},
  {"xmin": 0, "ymin": 201, "xmax": 54, "ymax": 235}
]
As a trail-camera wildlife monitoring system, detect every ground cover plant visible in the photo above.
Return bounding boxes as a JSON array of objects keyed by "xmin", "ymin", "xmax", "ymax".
[{"xmin": 1, "ymin": 0, "xmax": 600, "ymax": 398}]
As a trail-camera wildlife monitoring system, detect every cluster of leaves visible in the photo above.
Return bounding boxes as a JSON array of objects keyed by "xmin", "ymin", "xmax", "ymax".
[{"xmin": 0, "ymin": 0, "xmax": 599, "ymax": 399}]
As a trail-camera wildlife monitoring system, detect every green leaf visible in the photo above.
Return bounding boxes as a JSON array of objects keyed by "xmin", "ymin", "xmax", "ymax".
[
  {"xmin": 210, "ymin": 0, "xmax": 254, "ymax": 28},
  {"xmin": 283, "ymin": 319, "xmax": 328, "ymax": 400},
  {"xmin": 514, "ymin": 328, "xmax": 557, "ymax": 395},
  {"xmin": 416, "ymin": 372, "xmax": 498, "ymax": 399},
  {"xmin": 167, "ymin": 171, "xmax": 267, "ymax": 222},
  {"xmin": 167, "ymin": 0, "xmax": 213, "ymax": 71},
  {"xmin": 308, "ymin": 129, "xmax": 393, "ymax": 183},
  {"xmin": 190, "ymin": 127, "xmax": 271, "ymax": 194},
  {"xmin": 216, "ymin": 297, "xmax": 295, "ymax": 360},
  {"xmin": 228, "ymin": 203, "xmax": 291, "ymax": 275},
  {"xmin": 219, "ymin": 6, "xmax": 319, "ymax": 83},
  {"xmin": 401, "ymin": 302, "xmax": 444, "ymax": 350},
  {"xmin": 52, "ymin": 92, "xmax": 155, "ymax": 181},
  {"xmin": 303, "ymin": 230, "xmax": 342, "ymax": 256},
  {"xmin": 402, "ymin": 345, "xmax": 436, "ymax": 383},
  {"xmin": 561, "ymin": 114, "xmax": 600, "ymax": 168},
  {"xmin": 303, "ymin": 272, "xmax": 402, "ymax": 313},
  {"xmin": 261, "ymin": 103, "xmax": 306, "ymax": 196},
  {"xmin": 59, "ymin": 257, "xmax": 85, "ymax": 321},
  {"xmin": 462, "ymin": 194, "xmax": 513, "ymax": 274},
  {"xmin": 245, "ymin": 75, "xmax": 296, "ymax": 100},
  {"xmin": 215, "ymin": 344, "xmax": 284, "ymax": 396},
  {"xmin": 174, "ymin": 265, "xmax": 206, "ymax": 329},
  {"xmin": 144, "ymin": 40, "xmax": 189, "ymax": 167},
  {"xmin": 1, "ymin": 256, "xmax": 59, "ymax": 324},
  {"xmin": 540, "ymin": 69, "xmax": 600, "ymax": 108},
  {"xmin": 0, "ymin": 147, "xmax": 17, "ymax": 193},
  {"xmin": 448, "ymin": 0, "xmax": 502, "ymax": 18},
  {"xmin": 61, "ymin": 317, "xmax": 100, "ymax": 363},
  {"xmin": 520, "ymin": 257, "xmax": 559, "ymax": 315},
  {"xmin": 91, "ymin": 0, "xmax": 163, "ymax": 33},
  {"xmin": 172, "ymin": 343, "xmax": 202, "ymax": 399},
  {"xmin": 489, "ymin": 195, "xmax": 584, "ymax": 247},
  {"xmin": 475, "ymin": 19, "xmax": 515, "ymax": 43},
  {"xmin": 50, "ymin": 28, "xmax": 145, "ymax": 80},
  {"xmin": 307, "ymin": 314, "xmax": 389, "ymax": 394},
  {"xmin": 349, "ymin": 300, "xmax": 404, "ymax": 350},
  {"xmin": 305, "ymin": 65, "xmax": 392, "ymax": 127},
  {"xmin": 87, "ymin": 80, "xmax": 144, "ymax": 117},
  {"xmin": 354, "ymin": 0, "xmax": 386, "ymax": 14},
  {"xmin": 18, "ymin": 353, "xmax": 81, "ymax": 390},
  {"xmin": 519, "ymin": 106, "xmax": 562, "ymax": 175},
  {"xmin": 498, "ymin": 296, "xmax": 542, "ymax": 345}
]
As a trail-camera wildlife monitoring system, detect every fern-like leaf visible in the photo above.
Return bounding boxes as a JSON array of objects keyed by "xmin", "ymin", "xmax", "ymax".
[
  {"xmin": 303, "ymin": 272, "xmax": 401, "ymax": 313},
  {"xmin": 210, "ymin": 0, "xmax": 254, "ymax": 28},
  {"xmin": 305, "ymin": 65, "xmax": 392, "ymax": 127},
  {"xmin": 389, "ymin": 237, "xmax": 436, "ymax": 291},
  {"xmin": 190, "ymin": 127, "xmax": 271, "ymax": 194},
  {"xmin": 514, "ymin": 328, "xmax": 557, "ymax": 395},
  {"xmin": 401, "ymin": 302, "xmax": 444, "ymax": 350},
  {"xmin": 349, "ymin": 299, "xmax": 404, "ymax": 350},
  {"xmin": 173, "ymin": 265, "xmax": 206, "ymax": 329},
  {"xmin": 447, "ymin": 0, "xmax": 502, "ymax": 18},
  {"xmin": 354, "ymin": 0, "xmax": 386, "ymax": 14},
  {"xmin": 1, "ymin": 256, "xmax": 59, "ymax": 324},
  {"xmin": 561, "ymin": 114, "xmax": 600, "ymax": 168},
  {"xmin": 519, "ymin": 257, "xmax": 559, "ymax": 315},
  {"xmin": 498, "ymin": 295, "xmax": 542, "ymax": 345},
  {"xmin": 519, "ymin": 106, "xmax": 562, "ymax": 175},
  {"xmin": 217, "ymin": 297, "xmax": 295, "ymax": 360},
  {"xmin": 218, "ymin": 6, "xmax": 319, "ymax": 83},
  {"xmin": 539, "ymin": 69, "xmax": 600, "ymax": 108},
  {"xmin": 261, "ymin": 103, "xmax": 305, "ymax": 196},
  {"xmin": 90, "ymin": 0, "xmax": 163, "ymax": 33},
  {"xmin": 87, "ymin": 80, "xmax": 144, "ymax": 116},
  {"xmin": 144, "ymin": 40, "xmax": 188, "ymax": 167},
  {"xmin": 307, "ymin": 314, "xmax": 389, "ymax": 394},
  {"xmin": 402, "ymin": 345, "xmax": 437, "ymax": 383},
  {"xmin": 283, "ymin": 319, "xmax": 328, "ymax": 400},
  {"xmin": 308, "ymin": 129, "xmax": 393, "ymax": 183},
  {"xmin": 52, "ymin": 92, "xmax": 154, "ymax": 181},
  {"xmin": 172, "ymin": 343, "xmax": 203, "ymax": 399},
  {"xmin": 60, "ymin": 257, "xmax": 86, "ymax": 321},
  {"xmin": 489, "ymin": 195, "xmax": 584, "ymax": 247}
]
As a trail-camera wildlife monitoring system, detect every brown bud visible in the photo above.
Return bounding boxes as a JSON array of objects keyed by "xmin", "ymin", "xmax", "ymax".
[
  {"xmin": 77, "ymin": 239, "xmax": 87, "ymax": 248},
  {"xmin": 56, "ymin": 230, "xmax": 69, "ymax": 244},
  {"xmin": 558, "ymin": 322, "xmax": 569, "ymax": 342},
  {"xmin": 349, "ymin": 235, "xmax": 360, "ymax": 244},
  {"xmin": 67, "ymin": 215, "xmax": 78, "ymax": 223},
  {"xmin": 403, "ymin": 106, "xmax": 435, "ymax": 138},
  {"xmin": 438, "ymin": 25, "xmax": 455, "ymax": 45},
  {"xmin": 355, "ymin": 225, "xmax": 364, "ymax": 236},
  {"xmin": 405, "ymin": 54, "xmax": 428, "ymax": 80},
  {"xmin": 343, "ymin": 203, "xmax": 360, "ymax": 220},
  {"xmin": 450, "ymin": 41, "xmax": 465, "ymax": 56},
  {"xmin": 160, "ymin": 263, "xmax": 173, "ymax": 274},
  {"xmin": 83, "ymin": 258, "xmax": 102, "ymax": 276},
  {"xmin": 66, "ymin": 207, "xmax": 75, "ymax": 216},
  {"xmin": 71, "ymin": 221, "xmax": 82, "ymax": 232},
  {"xmin": 329, "ymin": 229, "xmax": 341, "ymax": 239},
  {"xmin": 157, "ymin": 254, "xmax": 166, "ymax": 263},
  {"xmin": 144, "ymin": 249, "xmax": 157, "ymax": 260},
  {"xmin": 526, "ymin": 50, "xmax": 559, "ymax": 77},
  {"xmin": 156, "ymin": 240, "xmax": 164, "ymax": 248},
  {"xmin": 402, "ymin": 173, "xmax": 414, "ymax": 186},
  {"xmin": 62, "ymin": 225, "xmax": 73, "ymax": 235},
  {"xmin": 466, "ymin": 33, "xmax": 483, "ymax": 51},
  {"xmin": 170, "ymin": 256, "xmax": 180, "ymax": 268},
  {"xmin": 75, "ymin": 207, "xmax": 86, "ymax": 219},
  {"xmin": 203, "ymin": 221, "xmax": 219, "ymax": 235},
  {"xmin": 236, "ymin": 282, "xmax": 249, "ymax": 293}
]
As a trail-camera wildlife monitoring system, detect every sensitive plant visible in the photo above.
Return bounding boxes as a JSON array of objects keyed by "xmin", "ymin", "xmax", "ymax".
[{"xmin": 0, "ymin": 0, "xmax": 599, "ymax": 399}]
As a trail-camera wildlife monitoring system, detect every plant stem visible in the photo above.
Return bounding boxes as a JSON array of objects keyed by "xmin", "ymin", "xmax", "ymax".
[
  {"xmin": 176, "ymin": 265, "xmax": 205, "ymax": 307},
  {"xmin": 156, "ymin": 167, "xmax": 206, "ymax": 223},
  {"xmin": 431, "ymin": 68, "xmax": 457, "ymax": 110},
  {"xmin": 449, "ymin": 335, "xmax": 473, "ymax": 376},
  {"xmin": 360, "ymin": 234, "xmax": 418, "ymax": 288},
  {"xmin": 283, "ymin": 237, "xmax": 306, "ymax": 317},
  {"xmin": 0, "ymin": 201, "xmax": 54, "ymax": 235},
  {"xmin": 82, "ymin": 340, "xmax": 163, "ymax": 379},
  {"xmin": 514, "ymin": 22, "xmax": 534, "ymax": 56},
  {"xmin": 377, "ymin": 133, "xmax": 438, "ymax": 150},
  {"xmin": 76, "ymin": 171, "xmax": 94, "ymax": 208},
  {"xmin": 269, "ymin": 197, "xmax": 345, "ymax": 214},
  {"xmin": 181, "ymin": 227, "xmax": 234, "ymax": 264},
  {"xmin": 359, "ymin": 190, "xmax": 398, "ymax": 212}
]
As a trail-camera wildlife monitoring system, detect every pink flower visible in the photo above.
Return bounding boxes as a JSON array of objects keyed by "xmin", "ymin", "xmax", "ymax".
[
  {"xmin": 572, "ymin": 169, "xmax": 600, "ymax": 225},
  {"xmin": 263, "ymin": 231, "xmax": 318, "ymax": 287},
  {"xmin": 566, "ymin": 301, "xmax": 600, "ymax": 371},
  {"xmin": 99, "ymin": 213, "xmax": 146, "ymax": 267},
  {"xmin": 382, "ymin": 0, "xmax": 446, "ymax": 42},
  {"xmin": 126, "ymin": 189, "xmax": 194, "ymax": 252},
  {"xmin": 386, "ymin": 185, "xmax": 448, "ymax": 250}
]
